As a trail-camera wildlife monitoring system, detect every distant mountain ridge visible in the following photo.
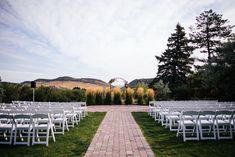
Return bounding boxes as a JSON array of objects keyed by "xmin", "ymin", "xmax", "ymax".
[
  {"xmin": 22, "ymin": 76, "xmax": 109, "ymax": 89},
  {"xmin": 128, "ymin": 78, "xmax": 153, "ymax": 87},
  {"xmin": 21, "ymin": 76, "xmax": 154, "ymax": 89}
]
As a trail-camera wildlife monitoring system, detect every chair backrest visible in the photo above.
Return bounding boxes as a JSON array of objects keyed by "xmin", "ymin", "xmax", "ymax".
[
  {"xmin": 215, "ymin": 110, "xmax": 233, "ymax": 120},
  {"xmin": 181, "ymin": 111, "xmax": 199, "ymax": 121},
  {"xmin": 199, "ymin": 111, "xmax": 216, "ymax": 116},
  {"xmin": 32, "ymin": 114, "xmax": 49, "ymax": 119},
  {"xmin": 0, "ymin": 114, "xmax": 14, "ymax": 124},
  {"xmin": 0, "ymin": 114, "xmax": 14, "ymax": 119},
  {"xmin": 183, "ymin": 111, "xmax": 199, "ymax": 116}
]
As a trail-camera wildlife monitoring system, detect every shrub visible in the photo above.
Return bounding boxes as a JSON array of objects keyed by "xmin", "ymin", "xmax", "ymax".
[
  {"xmin": 113, "ymin": 87, "xmax": 122, "ymax": 104},
  {"xmin": 19, "ymin": 86, "xmax": 32, "ymax": 101},
  {"xmin": 153, "ymin": 80, "xmax": 171, "ymax": 100},
  {"xmin": 86, "ymin": 88, "xmax": 96, "ymax": 105},
  {"xmin": 104, "ymin": 87, "xmax": 112, "ymax": 105},
  {"xmin": 147, "ymin": 88, "xmax": 155, "ymax": 104},
  {"xmin": 136, "ymin": 87, "xmax": 144, "ymax": 105},
  {"xmin": 125, "ymin": 87, "xmax": 134, "ymax": 104},
  {"xmin": 95, "ymin": 87, "xmax": 104, "ymax": 105},
  {"xmin": 1, "ymin": 83, "xmax": 20, "ymax": 103}
]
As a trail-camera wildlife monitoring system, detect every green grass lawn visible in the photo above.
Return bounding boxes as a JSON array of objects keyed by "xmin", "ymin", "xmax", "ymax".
[
  {"xmin": 132, "ymin": 112, "xmax": 235, "ymax": 157},
  {"xmin": 0, "ymin": 112, "xmax": 106, "ymax": 157}
]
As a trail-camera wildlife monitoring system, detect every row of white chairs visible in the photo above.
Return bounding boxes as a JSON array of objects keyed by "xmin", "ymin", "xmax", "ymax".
[
  {"xmin": 0, "ymin": 113, "xmax": 55, "ymax": 146},
  {"xmin": 148, "ymin": 101, "xmax": 235, "ymax": 142},
  {"xmin": 0, "ymin": 101, "xmax": 87, "ymax": 146},
  {"xmin": 176, "ymin": 110, "xmax": 234, "ymax": 141}
]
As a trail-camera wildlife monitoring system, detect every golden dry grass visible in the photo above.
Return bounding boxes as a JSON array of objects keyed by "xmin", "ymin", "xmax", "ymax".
[
  {"xmin": 95, "ymin": 87, "xmax": 104, "ymax": 94},
  {"xmin": 86, "ymin": 88, "xmax": 96, "ymax": 96},
  {"xmin": 147, "ymin": 88, "xmax": 155, "ymax": 99},
  {"xmin": 104, "ymin": 87, "xmax": 111, "ymax": 93},
  {"xmin": 136, "ymin": 87, "xmax": 144, "ymax": 97},
  {"xmin": 126, "ymin": 87, "xmax": 134, "ymax": 95},
  {"xmin": 113, "ymin": 87, "xmax": 122, "ymax": 94}
]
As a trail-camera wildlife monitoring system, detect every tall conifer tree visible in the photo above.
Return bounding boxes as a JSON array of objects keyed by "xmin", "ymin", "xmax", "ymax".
[
  {"xmin": 156, "ymin": 23, "xmax": 193, "ymax": 89},
  {"xmin": 190, "ymin": 9, "xmax": 234, "ymax": 63}
]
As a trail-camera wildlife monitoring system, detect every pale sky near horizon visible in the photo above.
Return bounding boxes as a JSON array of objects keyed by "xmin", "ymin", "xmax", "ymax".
[{"xmin": 0, "ymin": 0, "xmax": 235, "ymax": 83}]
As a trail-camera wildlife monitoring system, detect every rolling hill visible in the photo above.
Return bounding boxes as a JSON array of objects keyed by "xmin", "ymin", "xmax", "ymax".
[
  {"xmin": 128, "ymin": 78, "xmax": 154, "ymax": 88},
  {"xmin": 22, "ymin": 76, "xmax": 109, "ymax": 89}
]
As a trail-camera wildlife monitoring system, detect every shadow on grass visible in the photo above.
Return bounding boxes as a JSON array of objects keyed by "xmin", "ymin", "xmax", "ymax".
[
  {"xmin": 132, "ymin": 112, "xmax": 235, "ymax": 157},
  {"xmin": 0, "ymin": 112, "xmax": 106, "ymax": 157}
]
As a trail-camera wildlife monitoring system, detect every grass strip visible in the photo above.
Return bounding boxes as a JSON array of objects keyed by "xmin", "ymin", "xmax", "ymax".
[
  {"xmin": 132, "ymin": 112, "xmax": 235, "ymax": 157},
  {"xmin": 0, "ymin": 112, "xmax": 106, "ymax": 157}
]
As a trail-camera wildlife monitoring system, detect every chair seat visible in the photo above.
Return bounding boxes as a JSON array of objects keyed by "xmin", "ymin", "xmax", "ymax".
[
  {"xmin": 200, "ymin": 120, "xmax": 214, "ymax": 125},
  {"xmin": 37, "ymin": 119, "xmax": 49, "ymax": 123},
  {"xmin": 178, "ymin": 120, "xmax": 195, "ymax": 125},
  {"xmin": 217, "ymin": 120, "xmax": 230, "ymax": 124},
  {"xmin": 53, "ymin": 118, "xmax": 66, "ymax": 122},
  {"xmin": 184, "ymin": 115, "xmax": 193, "ymax": 120},
  {"xmin": 168, "ymin": 115, "xmax": 179, "ymax": 119},
  {"xmin": 34, "ymin": 124, "xmax": 50, "ymax": 129},
  {"xmin": 66, "ymin": 113, "xmax": 74, "ymax": 117},
  {"xmin": 0, "ymin": 124, "xmax": 13, "ymax": 129},
  {"xmin": 16, "ymin": 124, "xmax": 31, "ymax": 129}
]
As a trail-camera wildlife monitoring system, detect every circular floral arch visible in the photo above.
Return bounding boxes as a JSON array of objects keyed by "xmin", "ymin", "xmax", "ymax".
[{"xmin": 108, "ymin": 77, "xmax": 128, "ymax": 89}]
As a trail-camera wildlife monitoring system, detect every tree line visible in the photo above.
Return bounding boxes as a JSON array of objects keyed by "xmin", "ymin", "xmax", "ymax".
[{"xmin": 150, "ymin": 9, "xmax": 235, "ymax": 101}]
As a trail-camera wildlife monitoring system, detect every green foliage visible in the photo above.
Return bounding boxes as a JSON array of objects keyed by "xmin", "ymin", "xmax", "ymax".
[
  {"xmin": 153, "ymin": 80, "xmax": 171, "ymax": 100},
  {"xmin": 1, "ymin": 83, "xmax": 20, "ymax": 103},
  {"xmin": 86, "ymin": 89, "xmax": 95, "ymax": 105},
  {"xmin": 104, "ymin": 89, "xmax": 112, "ymax": 105},
  {"xmin": 1, "ymin": 83, "xmax": 86, "ymax": 103},
  {"xmin": 133, "ymin": 112, "xmax": 235, "ymax": 157},
  {"xmin": 95, "ymin": 90, "xmax": 104, "ymax": 105},
  {"xmin": 156, "ymin": 23, "xmax": 194, "ymax": 91},
  {"xmin": 125, "ymin": 88, "xmax": 133, "ymax": 104},
  {"xmin": 113, "ymin": 92, "xmax": 122, "ymax": 104},
  {"xmin": 19, "ymin": 85, "xmax": 32, "ymax": 101},
  {"xmin": 187, "ymin": 38, "xmax": 235, "ymax": 101},
  {"xmin": 212, "ymin": 39, "xmax": 235, "ymax": 101},
  {"xmin": 173, "ymin": 84, "xmax": 192, "ymax": 100},
  {"xmin": 0, "ymin": 112, "xmax": 106, "ymax": 157},
  {"xmin": 153, "ymin": 10, "xmax": 234, "ymax": 100}
]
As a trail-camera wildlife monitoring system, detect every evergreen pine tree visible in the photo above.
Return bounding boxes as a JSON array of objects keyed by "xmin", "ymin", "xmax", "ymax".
[
  {"xmin": 155, "ymin": 23, "xmax": 194, "ymax": 90},
  {"xmin": 190, "ymin": 9, "xmax": 234, "ymax": 63}
]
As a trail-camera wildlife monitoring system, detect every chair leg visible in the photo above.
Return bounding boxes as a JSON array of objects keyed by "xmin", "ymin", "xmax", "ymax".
[
  {"xmin": 27, "ymin": 129, "xmax": 31, "ymax": 146},
  {"xmin": 50, "ymin": 125, "xmax": 56, "ymax": 142},
  {"xmin": 46, "ymin": 128, "xmax": 50, "ymax": 147},
  {"xmin": 183, "ymin": 125, "xmax": 186, "ymax": 142},
  {"xmin": 32, "ymin": 129, "xmax": 35, "ymax": 145},
  {"xmin": 10, "ymin": 129, "xmax": 13, "ymax": 145},
  {"xmin": 196, "ymin": 125, "xmax": 199, "ymax": 141},
  {"xmin": 13, "ymin": 129, "xmax": 17, "ymax": 145}
]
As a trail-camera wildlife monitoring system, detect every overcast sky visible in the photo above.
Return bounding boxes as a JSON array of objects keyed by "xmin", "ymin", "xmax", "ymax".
[{"xmin": 0, "ymin": 0, "xmax": 235, "ymax": 83}]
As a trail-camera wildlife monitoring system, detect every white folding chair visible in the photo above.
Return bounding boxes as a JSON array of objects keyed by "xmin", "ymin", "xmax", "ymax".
[
  {"xmin": 177, "ymin": 111, "xmax": 199, "ymax": 142},
  {"xmin": 198, "ymin": 111, "xmax": 216, "ymax": 140},
  {"xmin": 32, "ymin": 114, "xmax": 55, "ymax": 146},
  {"xmin": 13, "ymin": 115, "xmax": 32, "ymax": 146},
  {"xmin": 0, "ymin": 115, "xmax": 15, "ymax": 145},
  {"xmin": 215, "ymin": 111, "xmax": 233, "ymax": 140},
  {"xmin": 166, "ymin": 109, "xmax": 181, "ymax": 131},
  {"xmin": 51, "ymin": 109, "xmax": 69, "ymax": 135},
  {"xmin": 64, "ymin": 108, "xmax": 76, "ymax": 128}
]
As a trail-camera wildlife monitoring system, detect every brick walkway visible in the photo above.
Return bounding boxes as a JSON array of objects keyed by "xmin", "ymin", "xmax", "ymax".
[{"xmin": 85, "ymin": 105, "xmax": 155, "ymax": 157}]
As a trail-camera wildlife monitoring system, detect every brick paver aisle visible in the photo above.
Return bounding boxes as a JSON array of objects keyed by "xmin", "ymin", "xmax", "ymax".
[{"xmin": 85, "ymin": 106, "xmax": 155, "ymax": 157}]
